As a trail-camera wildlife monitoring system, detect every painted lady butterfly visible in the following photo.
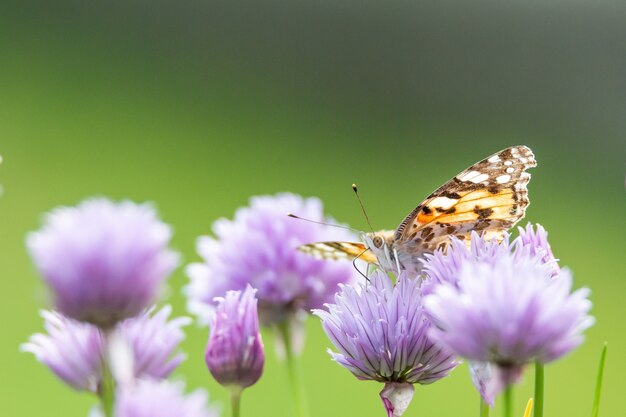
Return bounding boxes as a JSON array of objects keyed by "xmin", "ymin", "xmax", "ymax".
[{"xmin": 298, "ymin": 146, "xmax": 536, "ymax": 275}]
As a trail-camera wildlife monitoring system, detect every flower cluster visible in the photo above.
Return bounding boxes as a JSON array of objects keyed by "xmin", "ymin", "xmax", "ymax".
[
  {"xmin": 24, "ymin": 198, "xmax": 222, "ymax": 417},
  {"xmin": 21, "ymin": 190, "xmax": 596, "ymax": 417}
]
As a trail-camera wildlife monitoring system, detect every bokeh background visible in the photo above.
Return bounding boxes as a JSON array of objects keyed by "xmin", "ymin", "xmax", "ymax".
[{"xmin": 1, "ymin": 1, "xmax": 624, "ymax": 416}]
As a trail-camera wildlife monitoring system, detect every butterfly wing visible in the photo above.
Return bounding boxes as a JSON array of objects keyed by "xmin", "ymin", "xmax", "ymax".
[
  {"xmin": 394, "ymin": 145, "xmax": 537, "ymax": 253},
  {"xmin": 297, "ymin": 241, "xmax": 378, "ymax": 263}
]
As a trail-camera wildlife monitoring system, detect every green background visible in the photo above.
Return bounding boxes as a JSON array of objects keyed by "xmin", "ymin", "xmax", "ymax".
[{"xmin": 1, "ymin": 1, "xmax": 624, "ymax": 416}]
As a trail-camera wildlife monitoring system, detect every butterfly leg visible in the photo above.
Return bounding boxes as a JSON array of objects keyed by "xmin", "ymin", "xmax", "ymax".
[
  {"xmin": 393, "ymin": 248, "xmax": 402, "ymax": 276},
  {"xmin": 352, "ymin": 247, "xmax": 371, "ymax": 282}
]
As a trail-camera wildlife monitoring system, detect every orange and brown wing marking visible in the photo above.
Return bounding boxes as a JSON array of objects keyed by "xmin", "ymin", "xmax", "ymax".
[
  {"xmin": 297, "ymin": 241, "xmax": 377, "ymax": 263},
  {"xmin": 395, "ymin": 146, "xmax": 536, "ymax": 249}
]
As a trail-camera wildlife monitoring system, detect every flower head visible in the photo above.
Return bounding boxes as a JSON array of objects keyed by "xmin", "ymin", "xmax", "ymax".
[
  {"xmin": 185, "ymin": 193, "xmax": 356, "ymax": 325},
  {"xmin": 205, "ymin": 285, "xmax": 264, "ymax": 389},
  {"xmin": 516, "ymin": 223, "xmax": 559, "ymax": 274},
  {"xmin": 21, "ymin": 305, "xmax": 189, "ymax": 392},
  {"xmin": 424, "ymin": 254, "xmax": 593, "ymax": 403},
  {"xmin": 115, "ymin": 380, "xmax": 218, "ymax": 417},
  {"xmin": 314, "ymin": 271, "xmax": 458, "ymax": 416},
  {"xmin": 27, "ymin": 198, "xmax": 180, "ymax": 327},
  {"xmin": 421, "ymin": 224, "xmax": 557, "ymax": 293}
]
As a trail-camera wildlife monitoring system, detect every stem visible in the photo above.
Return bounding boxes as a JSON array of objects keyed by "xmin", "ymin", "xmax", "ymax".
[
  {"xmin": 277, "ymin": 321, "xmax": 309, "ymax": 417},
  {"xmin": 591, "ymin": 343, "xmax": 608, "ymax": 417},
  {"xmin": 534, "ymin": 363, "xmax": 544, "ymax": 417},
  {"xmin": 99, "ymin": 329, "xmax": 116, "ymax": 417},
  {"xmin": 503, "ymin": 384, "xmax": 513, "ymax": 417},
  {"xmin": 480, "ymin": 398, "xmax": 490, "ymax": 417},
  {"xmin": 100, "ymin": 362, "xmax": 115, "ymax": 417},
  {"xmin": 230, "ymin": 386, "xmax": 242, "ymax": 417}
]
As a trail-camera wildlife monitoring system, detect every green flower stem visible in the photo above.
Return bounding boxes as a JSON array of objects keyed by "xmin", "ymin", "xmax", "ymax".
[
  {"xmin": 503, "ymin": 384, "xmax": 513, "ymax": 417},
  {"xmin": 534, "ymin": 363, "xmax": 544, "ymax": 417},
  {"xmin": 480, "ymin": 398, "xmax": 490, "ymax": 417},
  {"xmin": 277, "ymin": 321, "xmax": 309, "ymax": 417},
  {"xmin": 99, "ymin": 329, "xmax": 116, "ymax": 417},
  {"xmin": 591, "ymin": 343, "xmax": 608, "ymax": 417},
  {"xmin": 230, "ymin": 386, "xmax": 242, "ymax": 417}
]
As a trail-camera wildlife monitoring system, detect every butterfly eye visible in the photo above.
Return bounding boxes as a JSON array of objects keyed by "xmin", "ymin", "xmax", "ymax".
[{"xmin": 373, "ymin": 236, "xmax": 384, "ymax": 248}]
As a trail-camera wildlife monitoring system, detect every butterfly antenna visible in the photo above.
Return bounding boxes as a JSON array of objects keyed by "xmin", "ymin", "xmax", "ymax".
[
  {"xmin": 286, "ymin": 213, "xmax": 361, "ymax": 233},
  {"xmin": 352, "ymin": 184, "xmax": 375, "ymax": 233}
]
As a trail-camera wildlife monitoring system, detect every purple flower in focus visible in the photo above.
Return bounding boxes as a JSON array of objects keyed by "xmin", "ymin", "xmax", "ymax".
[
  {"xmin": 21, "ymin": 306, "xmax": 190, "ymax": 392},
  {"xmin": 424, "ymin": 255, "xmax": 593, "ymax": 404},
  {"xmin": 205, "ymin": 286, "xmax": 264, "ymax": 389},
  {"xmin": 185, "ymin": 193, "xmax": 357, "ymax": 326},
  {"xmin": 314, "ymin": 271, "xmax": 458, "ymax": 417},
  {"xmin": 27, "ymin": 198, "xmax": 180, "ymax": 327},
  {"xmin": 114, "ymin": 380, "xmax": 218, "ymax": 417}
]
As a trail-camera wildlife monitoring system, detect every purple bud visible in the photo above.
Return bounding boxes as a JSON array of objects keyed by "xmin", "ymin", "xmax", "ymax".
[
  {"xmin": 26, "ymin": 198, "xmax": 180, "ymax": 327},
  {"xmin": 205, "ymin": 285, "xmax": 264, "ymax": 389}
]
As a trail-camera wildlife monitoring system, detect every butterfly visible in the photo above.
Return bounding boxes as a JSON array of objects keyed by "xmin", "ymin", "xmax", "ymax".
[{"xmin": 298, "ymin": 145, "xmax": 537, "ymax": 275}]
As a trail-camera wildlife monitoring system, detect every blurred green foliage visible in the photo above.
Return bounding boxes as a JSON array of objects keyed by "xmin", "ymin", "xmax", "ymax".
[{"xmin": 1, "ymin": 1, "xmax": 624, "ymax": 416}]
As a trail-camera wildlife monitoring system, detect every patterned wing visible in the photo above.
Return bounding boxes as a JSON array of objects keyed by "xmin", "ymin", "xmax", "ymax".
[
  {"xmin": 394, "ymin": 146, "xmax": 537, "ymax": 252},
  {"xmin": 297, "ymin": 241, "xmax": 378, "ymax": 263}
]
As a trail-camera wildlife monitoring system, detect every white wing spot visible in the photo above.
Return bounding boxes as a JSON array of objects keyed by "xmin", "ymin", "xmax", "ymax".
[
  {"xmin": 496, "ymin": 174, "xmax": 511, "ymax": 184},
  {"xmin": 429, "ymin": 196, "xmax": 458, "ymax": 209},
  {"xmin": 459, "ymin": 170, "xmax": 481, "ymax": 182},
  {"xmin": 488, "ymin": 155, "xmax": 500, "ymax": 163},
  {"xmin": 471, "ymin": 173, "xmax": 490, "ymax": 183},
  {"xmin": 504, "ymin": 160, "xmax": 513, "ymax": 166},
  {"xmin": 506, "ymin": 167, "xmax": 515, "ymax": 173}
]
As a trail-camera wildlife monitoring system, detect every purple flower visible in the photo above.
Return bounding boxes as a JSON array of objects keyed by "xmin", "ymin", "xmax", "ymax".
[
  {"xmin": 516, "ymin": 223, "xmax": 559, "ymax": 274},
  {"xmin": 21, "ymin": 310, "xmax": 103, "ymax": 391},
  {"xmin": 421, "ymin": 224, "xmax": 557, "ymax": 294},
  {"xmin": 114, "ymin": 380, "xmax": 218, "ymax": 417},
  {"xmin": 21, "ymin": 305, "xmax": 190, "ymax": 392},
  {"xmin": 185, "ymin": 193, "xmax": 357, "ymax": 326},
  {"xmin": 424, "ymin": 255, "xmax": 593, "ymax": 404},
  {"xmin": 314, "ymin": 271, "xmax": 458, "ymax": 417},
  {"xmin": 205, "ymin": 286, "xmax": 264, "ymax": 389},
  {"xmin": 27, "ymin": 198, "xmax": 180, "ymax": 327}
]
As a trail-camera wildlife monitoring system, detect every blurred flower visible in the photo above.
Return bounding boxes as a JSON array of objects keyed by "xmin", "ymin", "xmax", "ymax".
[
  {"xmin": 22, "ymin": 310, "xmax": 103, "ymax": 392},
  {"xmin": 21, "ymin": 305, "xmax": 189, "ymax": 392},
  {"xmin": 185, "ymin": 192, "xmax": 356, "ymax": 327},
  {"xmin": 424, "ymin": 255, "xmax": 593, "ymax": 404},
  {"xmin": 118, "ymin": 305, "xmax": 191, "ymax": 380},
  {"xmin": 114, "ymin": 380, "xmax": 218, "ymax": 417},
  {"xmin": 205, "ymin": 286, "xmax": 264, "ymax": 389},
  {"xmin": 314, "ymin": 271, "xmax": 458, "ymax": 417},
  {"xmin": 27, "ymin": 198, "xmax": 180, "ymax": 327},
  {"xmin": 420, "ymin": 224, "xmax": 567, "ymax": 404}
]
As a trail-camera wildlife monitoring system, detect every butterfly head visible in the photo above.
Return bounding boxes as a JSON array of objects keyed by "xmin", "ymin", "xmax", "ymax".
[{"xmin": 362, "ymin": 231, "xmax": 397, "ymax": 273}]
